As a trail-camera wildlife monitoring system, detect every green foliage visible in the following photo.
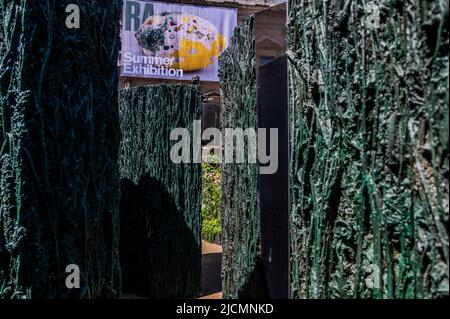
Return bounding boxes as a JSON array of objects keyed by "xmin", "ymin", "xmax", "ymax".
[{"xmin": 201, "ymin": 158, "xmax": 222, "ymax": 243}]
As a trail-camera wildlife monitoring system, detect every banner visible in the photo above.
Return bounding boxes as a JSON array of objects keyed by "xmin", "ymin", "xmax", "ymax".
[{"xmin": 121, "ymin": 0, "xmax": 237, "ymax": 82}]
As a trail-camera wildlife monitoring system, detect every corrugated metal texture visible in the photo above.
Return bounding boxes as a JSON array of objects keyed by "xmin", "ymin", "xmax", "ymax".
[
  {"xmin": 287, "ymin": 0, "xmax": 448, "ymax": 298},
  {"xmin": 0, "ymin": 0, "xmax": 122, "ymax": 298},
  {"xmin": 219, "ymin": 16, "xmax": 267, "ymax": 299},
  {"xmin": 118, "ymin": 85, "xmax": 202, "ymax": 298}
]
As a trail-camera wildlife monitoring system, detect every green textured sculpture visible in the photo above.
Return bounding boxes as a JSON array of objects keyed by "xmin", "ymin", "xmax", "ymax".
[
  {"xmin": 0, "ymin": 1, "xmax": 122, "ymax": 298},
  {"xmin": 288, "ymin": 0, "xmax": 448, "ymax": 298},
  {"xmin": 118, "ymin": 85, "xmax": 202, "ymax": 298},
  {"xmin": 219, "ymin": 16, "xmax": 267, "ymax": 299}
]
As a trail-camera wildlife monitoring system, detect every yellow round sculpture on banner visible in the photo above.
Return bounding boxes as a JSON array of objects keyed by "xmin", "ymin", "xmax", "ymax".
[{"xmin": 135, "ymin": 13, "xmax": 226, "ymax": 72}]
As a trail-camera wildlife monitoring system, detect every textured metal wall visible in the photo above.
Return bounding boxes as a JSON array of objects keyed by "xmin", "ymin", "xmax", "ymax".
[
  {"xmin": 288, "ymin": 0, "xmax": 449, "ymax": 298},
  {"xmin": 0, "ymin": 0, "xmax": 122, "ymax": 298},
  {"xmin": 219, "ymin": 16, "xmax": 267, "ymax": 299},
  {"xmin": 118, "ymin": 85, "xmax": 202, "ymax": 298}
]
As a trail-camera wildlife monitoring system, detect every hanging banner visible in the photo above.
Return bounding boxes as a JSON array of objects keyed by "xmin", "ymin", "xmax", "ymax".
[{"xmin": 121, "ymin": 0, "xmax": 237, "ymax": 82}]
